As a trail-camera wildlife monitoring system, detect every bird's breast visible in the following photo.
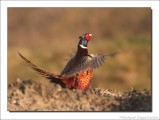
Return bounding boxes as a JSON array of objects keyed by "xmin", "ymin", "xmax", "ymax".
[{"xmin": 76, "ymin": 70, "xmax": 93, "ymax": 90}]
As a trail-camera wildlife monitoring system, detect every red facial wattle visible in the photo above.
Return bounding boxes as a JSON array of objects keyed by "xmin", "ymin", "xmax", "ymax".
[{"xmin": 84, "ymin": 33, "xmax": 92, "ymax": 41}]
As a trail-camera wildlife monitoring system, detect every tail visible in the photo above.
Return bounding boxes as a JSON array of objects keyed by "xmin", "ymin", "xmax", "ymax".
[{"xmin": 18, "ymin": 52, "xmax": 65, "ymax": 86}]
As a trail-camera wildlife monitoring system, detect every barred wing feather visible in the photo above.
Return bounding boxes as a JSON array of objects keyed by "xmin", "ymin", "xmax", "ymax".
[{"xmin": 61, "ymin": 52, "xmax": 116, "ymax": 77}]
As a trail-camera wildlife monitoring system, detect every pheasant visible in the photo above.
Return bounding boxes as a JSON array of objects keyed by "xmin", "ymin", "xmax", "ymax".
[{"xmin": 18, "ymin": 33, "xmax": 116, "ymax": 90}]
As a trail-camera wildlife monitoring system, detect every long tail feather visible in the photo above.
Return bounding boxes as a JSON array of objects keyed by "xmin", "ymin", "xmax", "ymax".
[{"xmin": 18, "ymin": 52, "xmax": 65, "ymax": 86}]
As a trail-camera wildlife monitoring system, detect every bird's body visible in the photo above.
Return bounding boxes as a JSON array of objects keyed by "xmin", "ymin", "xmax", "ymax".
[{"xmin": 19, "ymin": 33, "xmax": 116, "ymax": 90}]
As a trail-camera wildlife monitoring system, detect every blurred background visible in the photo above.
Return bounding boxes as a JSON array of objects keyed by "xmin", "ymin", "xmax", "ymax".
[{"xmin": 8, "ymin": 8, "xmax": 151, "ymax": 91}]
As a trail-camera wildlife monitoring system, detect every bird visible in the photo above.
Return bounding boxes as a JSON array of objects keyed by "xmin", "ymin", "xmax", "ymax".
[{"xmin": 18, "ymin": 33, "xmax": 116, "ymax": 90}]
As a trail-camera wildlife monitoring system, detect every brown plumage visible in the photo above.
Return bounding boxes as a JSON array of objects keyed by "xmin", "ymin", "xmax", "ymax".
[{"xmin": 19, "ymin": 33, "xmax": 116, "ymax": 90}]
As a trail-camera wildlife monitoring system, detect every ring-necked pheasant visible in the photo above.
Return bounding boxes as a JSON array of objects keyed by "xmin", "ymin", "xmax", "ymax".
[{"xmin": 18, "ymin": 33, "xmax": 116, "ymax": 90}]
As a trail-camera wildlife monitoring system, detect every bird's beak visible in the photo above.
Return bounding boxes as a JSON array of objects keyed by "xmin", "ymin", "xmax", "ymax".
[{"xmin": 89, "ymin": 34, "xmax": 92, "ymax": 37}]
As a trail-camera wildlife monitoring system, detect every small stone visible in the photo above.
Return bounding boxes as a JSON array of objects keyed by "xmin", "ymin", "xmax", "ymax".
[
  {"xmin": 12, "ymin": 100, "xmax": 17, "ymax": 104},
  {"xmin": 56, "ymin": 84, "xmax": 62, "ymax": 92}
]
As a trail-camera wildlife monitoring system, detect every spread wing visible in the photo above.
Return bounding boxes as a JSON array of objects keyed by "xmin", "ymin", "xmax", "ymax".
[
  {"xmin": 60, "ymin": 52, "xmax": 117, "ymax": 77},
  {"xmin": 85, "ymin": 52, "xmax": 117, "ymax": 70}
]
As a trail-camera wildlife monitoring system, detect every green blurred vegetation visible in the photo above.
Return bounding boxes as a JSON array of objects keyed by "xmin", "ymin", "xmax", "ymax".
[{"xmin": 8, "ymin": 8, "xmax": 151, "ymax": 91}]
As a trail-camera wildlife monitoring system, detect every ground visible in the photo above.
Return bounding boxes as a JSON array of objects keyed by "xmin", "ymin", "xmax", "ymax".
[{"xmin": 8, "ymin": 79, "xmax": 151, "ymax": 111}]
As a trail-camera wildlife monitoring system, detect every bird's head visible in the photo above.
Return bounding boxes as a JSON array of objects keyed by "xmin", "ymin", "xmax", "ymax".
[{"xmin": 78, "ymin": 33, "xmax": 92, "ymax": 49}]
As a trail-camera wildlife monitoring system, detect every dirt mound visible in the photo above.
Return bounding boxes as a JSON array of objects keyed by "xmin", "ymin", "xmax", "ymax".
[{"xmin": 8, "ymin": 79, "xmax": 151, "ymax": 111}]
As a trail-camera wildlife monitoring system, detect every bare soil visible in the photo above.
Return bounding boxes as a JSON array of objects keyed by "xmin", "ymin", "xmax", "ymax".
[{"xmin": 8, "ymin": 79, "xmax": 151, "ymax": 111}]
